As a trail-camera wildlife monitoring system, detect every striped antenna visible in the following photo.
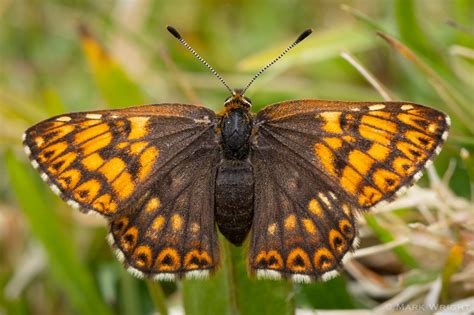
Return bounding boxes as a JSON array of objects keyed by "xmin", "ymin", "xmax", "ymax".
[
  {"xmin": 167, "ymin": 26, "xmax": 234, "ymax": 94},
  {"xmin": 241, "ymin": 28, "xmax": 313, "ymax": 95}
]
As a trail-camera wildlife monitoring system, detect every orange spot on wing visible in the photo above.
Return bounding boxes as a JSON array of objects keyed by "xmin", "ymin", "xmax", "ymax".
[
  {"xmin": 284, "ymin": 214, "xmax": 296, "ymax": 230},
  {"xmin": 138, "ymin": 147, "xmax": 159, "ymax": 180},
  {"xmin": 44, "ymin": 125, "xmax": 75, "ymax": 145},
  {"xmin": 396, "ymin": 141, "xmax": 426, "ymax": 161},
  {"xmin": 314, "ymin": 143, "xmax": 336, "ymax": 176},
  {"xmin": 128, "ymin": 117, "xmax": 150, "ymax": 140},
  {"xmin": 255, "ymin": 250, "xmax": 284, "ymax": 270},
  {"xmin": 81, "ymin": 153, "xmax": 105, "ymax": 171},
  {"xmin": 397, "ymin": 113, "xmax": 431, "ymax": 132},
  {"xmin": 319, "ymin": 111, "xmax": 343, "ymax": 134},
  {"xmin": 324, "ymin": 137, "xmax": 342, "ymax": 149},
  {"xmin": 339, "ymin": 219, "xmax": 354, "ymax": 238},
  {"xmin": 308, "ymin": 198, "xmax": 323, "ymax": 216},
  {"xmin": 133, "ymin": 245, "xmax": 153, "ymax": 269},
  {"xmin": 112, "ymin": 171, "xmax": 134, "ymax": 200},
  {"xmin": 152, "ymin": 215, "xmax": 165, "ymax": 231},
  {"xmin": 184, "ymin": 250, "xmax": 212, "ymax": 270},
  {"xmin": 267, "ymin": 223, "xmax": 277, "ymax": 235},
  {"xmin": 34, "ymin": 137, "xmax": 45, "ymax": 147},
  {"xmin": 372, "ymin": 169, "xmax": 400, "ymax": 192},
  {"xmin": 340, "ymin": 166, "xmax": 363, "ymax": 195},
  {"xmin": 116, "ymin": 142, "xmax": 129, "ymax": 149},
  {"xmin": 121, "ymin": 227, "xmax": 138, "ymax": 252},
  {"xmin": 156, "ymin": 248, "xmax": 181, "ymax": 271},
  {"xmin": 145, "ymin": 197, "xmax": 161, "ymax": 212},
  {"xmin": 112, "ymin": 216, "xmax": 129, "ymax": 235},
  {"xmin": 367, "ymin": 143, "xmax": 390, "ymax": 161},
  {"xmin": 47, "ymin": 151, "xmax": 77, "ymax": 175},
  {"xmin": 80, "ymin": 132, "xmax": 112, "ymax": 155},
  {"xmin": 392, "ymin": 157, "xmax": 416, "ymax": 176},
  {"xmin": 93, "ymin": 194, "xmax": 117, "ymax": 213},
  {"xmin": 405, "ymin": 130, "xmax": 434, "ymax": 149},
  {"xmin": 348, "ymin": 150, "xmax": 374, "ymax": 175},
  {"xmin": 57, "ymin": 169, "xmax": 81, "ymax": 190},
  {"xmin": 129, "ymin": 142, "xmax": 148, "ymax": 155},
  {"xmin": 171, "ymin": 214, "xmax": 183, "ymax": 231},
  {"xmin": 342, "ymin": 135, "xmax": 356, "ymax": 143},
  {"xmin": 361, "ymin": 115, "xmax": 397, "ymax": 133},
  {"xmin": 73, "ymin": 179, "xmax": 101, "ymax": 203},
  {"xmin": 314, "ymin": 248, "xmax": 336, "ymax": 272},
  {"xmin": 358, "ymin": 185, "xmax": 383, "ymax": 207},
  {"xmin": 287, "ymin": 248, "xmax": 312, "ymax": 273},
  {"xmin": 99, "ymin": 158, "xmax": 126, "ymax": 181},
  {"xmin": 38, "ymin": 141, "xmax": 68, "ymax": 163},
  {"xmin": 329, "ymin": 229, "xmax": 347, "ymax": 256},
  {"xmin": 359, "ymin": 124, "xmax": 391, "ymax": 145},
  {"xmin": 302, "ymin": 219, "xmax": 316, "ymax": 234},
  {"xmin": 370, "ymin": 111, "xmax": 391, "ymax": 118},
  {"xmin": 74, "ymin": 123, "xmax": 109, "ymax": 144}
]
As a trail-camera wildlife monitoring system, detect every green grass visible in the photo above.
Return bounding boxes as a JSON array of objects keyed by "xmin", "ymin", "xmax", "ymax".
[{"xmin": 1, "ymin": 1, "xmax": 473, "ymax": 314}]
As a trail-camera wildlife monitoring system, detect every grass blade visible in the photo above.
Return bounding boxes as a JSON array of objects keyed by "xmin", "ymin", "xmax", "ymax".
[
  {"xmin": 364, "ymin": 214, "xmax": 419, "ymax": 269},
  {"xmin": 377, "ymin": 31, "xmax": 474, "ymax": 133},
  {"xmin": 79, "ymin": 25, "xmax": 145, "ymax": 108},
  {"xmin": 5, "ymin": 150, "xmax": 112, "ymax": 315}
]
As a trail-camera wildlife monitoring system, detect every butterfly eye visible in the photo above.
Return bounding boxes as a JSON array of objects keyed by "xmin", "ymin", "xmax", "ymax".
[
  {"xmin": 243, "ymin": 97, "xmax": 252, "ymax": 107},
  {"xmin": 224, "ymin": 97, "xmax": 232, "ymax": 104}
]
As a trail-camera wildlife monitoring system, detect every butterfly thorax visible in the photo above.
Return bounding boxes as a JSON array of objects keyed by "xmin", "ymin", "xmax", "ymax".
[
  {"xmin": 219, "ymin": 91, "xmax": 253, "ymax": 160},
  {"xmin": 215, "ymin": 93, "xmax": 255, "ymax": 246}
]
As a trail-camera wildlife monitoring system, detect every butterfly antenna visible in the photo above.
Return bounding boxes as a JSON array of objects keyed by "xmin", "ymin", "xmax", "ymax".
[
  {"xmin": 167, "ymin": 26, "xmax": 234, "ymax": 94},
  {"xmin": 241, "ymin": 28, "xmax": 313, "ymax": 95}
]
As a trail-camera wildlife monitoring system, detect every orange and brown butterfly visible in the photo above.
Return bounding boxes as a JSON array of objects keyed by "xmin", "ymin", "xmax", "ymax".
[{"xmin": 23, "ymin": 26, "xmax": 450, "ymax": 282}]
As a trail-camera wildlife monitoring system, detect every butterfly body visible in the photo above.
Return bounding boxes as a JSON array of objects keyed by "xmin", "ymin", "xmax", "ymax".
[{"xmin": 215, "ymin": 93, "xmax": 256, "ymax": 245}]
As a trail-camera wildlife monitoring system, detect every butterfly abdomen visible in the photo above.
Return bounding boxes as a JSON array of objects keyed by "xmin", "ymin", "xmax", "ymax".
[{"xmin": 215, "ymin": 159, "xmax": 254, "ymax": 246}]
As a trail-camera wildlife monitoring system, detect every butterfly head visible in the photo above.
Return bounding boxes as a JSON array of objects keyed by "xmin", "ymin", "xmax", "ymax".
[{"xmin": 224, "ymin": 89, "xmax": 252, "ymax": 109}]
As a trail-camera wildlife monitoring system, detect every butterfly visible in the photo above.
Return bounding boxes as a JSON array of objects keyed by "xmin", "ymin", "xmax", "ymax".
[{"xmin": 23, "ymin": 26, "xmax": 450, "ymax": 283}]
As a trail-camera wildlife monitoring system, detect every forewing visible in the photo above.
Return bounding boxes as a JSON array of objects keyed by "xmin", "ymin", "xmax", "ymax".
[
  {"xmin": 23, "ymin": 103, "xmax": 217, "ymax": 216},
  {"xmin": 254, "ymin": 100, "xmax": 449, "ymax": 209},
  {"xmin": 249, "ymin": 100, "xmax": 449, "ymax": 281}
]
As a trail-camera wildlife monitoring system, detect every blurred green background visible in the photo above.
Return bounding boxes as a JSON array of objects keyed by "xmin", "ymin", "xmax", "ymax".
[{"xmin": 1, "ymin": 0, "xmax": 473, "ymax": 314}]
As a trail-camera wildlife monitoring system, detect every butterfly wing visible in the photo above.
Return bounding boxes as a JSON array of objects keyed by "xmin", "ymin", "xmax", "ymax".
[
  {"xmin": 249, "ymin": 100, "xmax": 449, "ymax": 281},
  {"xmin": 108, "ymin": 139, "xmax": 220, "ymax": 279},
  {"xmin": 24, "ymin": 103, "xmax": 221, "ymax": 279}
]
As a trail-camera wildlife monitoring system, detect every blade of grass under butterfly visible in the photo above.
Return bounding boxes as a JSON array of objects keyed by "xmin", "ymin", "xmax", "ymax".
[
  {"xmin": 5, "ymin": 150, "xmax": 112, "ymax": 315},
  {"xmin": 79, "ymin": 25, "xmax": 145, "ymax": 108},
  {"xmin": 294, "ymin": 277, "xmax": 355, "ymax": 310},
  {"xmin": 182, "ymin": 237, "xmax": 294, "ymax": 315},
  {"xmin": 182, "ymin": 245, "xmax": 234, "ymax": 315},
  {"xmin": 364, "ymin": 214, "xmax": 419, "ymax": 269},
  {"xmin": 228, "ymin": 243, "xmax": 294, "ymax": 315},
  {"xmin": 146, "ymin": 280, "xmax": 168, "ymax": 315}
]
